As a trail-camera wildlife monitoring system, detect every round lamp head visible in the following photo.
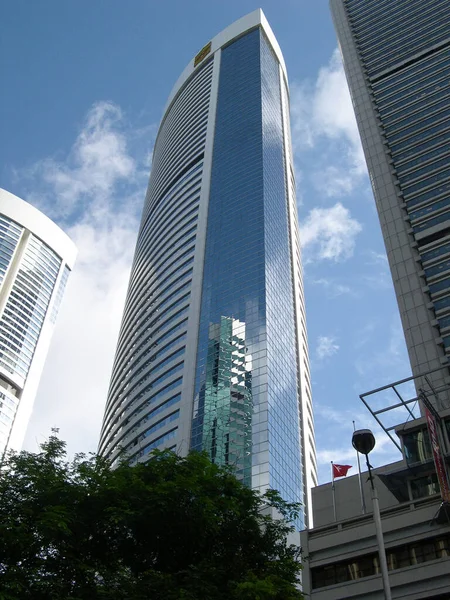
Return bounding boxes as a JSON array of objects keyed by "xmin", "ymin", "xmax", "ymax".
[{"xmin": 352, "ymin": 429, "xmax": 376, "ymax": 455}]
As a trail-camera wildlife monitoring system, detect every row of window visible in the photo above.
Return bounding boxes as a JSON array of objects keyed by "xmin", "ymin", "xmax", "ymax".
[
  {"xmin": 127, "ymin": 393, "xmax": 181, "ymax": 441},
  {"xmin": 118, "ymin": 348, "xmax": 186, "ymax": 412},
  {"xmin": 112, "ymin": 254, "xmax": 194, "ymax": 383},
  {"xmin": 0, "ymin": 217, "xmax": 22, "ymax": 286},
  {"xmin": 355, "ymin": 4, "xmax": 444, "ymax": 66},
  {"xmin": 131, "ymin": 169, "xmax": 202, "ymax": 290},
  {"xmin": 108, "ymin": 272, "xmax": 192, "ymax": 396},
  {"xmin": 120, "ymin": 230, "xmax": 196, "ymax": 346},
  {"xmin": 123, "ymin": 377, "xmax": 183, "ymax": 430},
  {"xmin": 103, "ymin": 331, "xmax": 185, "ymax": 445},
  {"xmin": 380, "ymin": 77, "xmax": 450, "ymax": 125},
  {"xmin": 404, "ymin": 165, "xmax": 450, "ymax": 197},
  {"xmin": 386, "ymin": 88, "xmax": 450, "ymax": 146},
  {"xmin": 130, "ymin": 409, "xmax": 180, "ymax": 450},
  {"xmin": 0, "ymin": 236, "xmax": 60, "ymax": 380},
  {"xmin": 410, "ymin": 195, "xmax": 450, "ymax": 224},
  {"xmin": 102, "ymin": 310, "xmax": 189, "ymax": 435},
  {"xmin": 312, "ymin": 533, "xmax": 450, "ymax": 589},
  {"xmin": 130, "ymin": 214, "xmax": 197, "ymax": 309},
  {"xmin": 387, "ymin": 105, "xmax": 450, "ymax": 146},
  {"xmin": 390, "ymin": 121, "xmax": 450, "ymax": 159},
  {"xmin": 116, "ymin": 197, "xmax": 199, "ymax": 356},
  {"xmin": 408, "ymin": 180, "xmax": 450, "ymax": 212},
  {"xmin": 101, "ymin": 372, "xmax": 184, "ymax": 457},
  {"xmin": 373, "ymin": 47, "xmax": 450, "ymax": 104},
  {"xmin": 133, "ymin": 163, "xmax": 202, "ymax": 272},
  {"xmin": 347, "ymin": 0, "xmax": 422, "ymax": 31},
  {"xmin": 396, "ymin": 138, "xmax": 450, "ymax": 176},
  {"xmin": 434, "ymin": 294, "xmax": 450, "ymax": 312},
  {"xmin": 129, "ymin": 427, "xmax": 178, "ymax": 463},
  {"xmin": 413, "ymin": 207, "xmax": 450, "ymax": 235},
  {"xmin": 364, "ymin": 19, "xmax": 450, "ymax": 77},
  {"xmin": 354, "ymin": 2, "xmax": 443, "ymax": 57},
  {"xmin": 424, "ymin": 258, "xmax": 450, "ymax": 280},
  {"xmin": 141, "ymin": 427, "xmax": 178, "ymax": 458},
  {"xmin": 120, "ymin": 332, "xmax": 187, "ymax": 393},
  {"xmin": 117, "ymin": 291, "xmax": 191, "ymax": 374},
  {"xmin": 147, "ymin": 59, "xmax": 212, "ymax": 215},
  {"xmin": 126, "ymin": 200, "xmax": 200, "ymax": 335},
  {"xmin": 114, "ymin": 264, "xmax": 192, "ymax": 372},
  {"xmin": 50, "ymin": 266, "xmax": 70, "ymax": 324},
  {"xmin": 421, "ymin": 240, "xmax": 450, "ymax": 264}
]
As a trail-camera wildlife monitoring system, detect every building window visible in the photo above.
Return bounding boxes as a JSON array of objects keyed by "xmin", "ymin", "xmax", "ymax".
[
  {"xmin": 403, "ymin": 427, "xmax": 432, "ymax": 464},
  {"xmin": 311, "ymin": 534, "xmax": 450, "ymax": 589},
  {"xmin": 410, "ymin": 472, "xmax": 440, "ymax": 499}
]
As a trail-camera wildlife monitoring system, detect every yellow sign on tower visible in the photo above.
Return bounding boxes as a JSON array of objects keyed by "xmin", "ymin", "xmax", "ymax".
[{"xmin": 194, "ymin": 41, "xmax": 211, "ymax": 67}]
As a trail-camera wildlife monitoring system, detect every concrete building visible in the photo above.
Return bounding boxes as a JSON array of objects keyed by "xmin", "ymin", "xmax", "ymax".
[
  {"xmin": 301, "ymin": 403, "xmax": 450, "ymax": 599},
  {"xmin": 0, "ymin": 188, "xmax": 76, "ymax": 458},
  {"xmin": 330, "ymin": 0, "xmax": 450, "ymax": 400},
  {"xmin": 98, "ymin": 10, "xmax": 316, "ymax": 527}
]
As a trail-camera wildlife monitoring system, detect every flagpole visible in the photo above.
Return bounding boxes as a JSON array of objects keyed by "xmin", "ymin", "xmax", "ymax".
[
  {"xmin": 331, "ymin": 461, "xmax": 337, "ymax": 521},
  {"xmin": 353, "ymin": 421, "xmax": 367, "ymax": 514}
]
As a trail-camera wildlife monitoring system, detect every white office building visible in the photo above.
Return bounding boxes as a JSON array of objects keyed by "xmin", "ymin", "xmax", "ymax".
[{"xmin": 0, "ymin": 188, "xmax": 76, "ymax": 457}]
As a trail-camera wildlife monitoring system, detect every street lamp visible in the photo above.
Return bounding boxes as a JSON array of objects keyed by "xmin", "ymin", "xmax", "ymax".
[{"xmin": 352, "ymin": 429, "xmax": 392, "ymax": 600}]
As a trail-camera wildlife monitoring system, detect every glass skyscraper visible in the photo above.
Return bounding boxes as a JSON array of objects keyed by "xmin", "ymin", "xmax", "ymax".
[
  {"xmin": 0, "ymin": 188, "xmax": 76, "ymax": 458},
  {"xmin": 331, "ymin": 0, "xmax": 450, "ymax": 402},
  {"xmin": 99, "ymin": 10, "xmax": 316, "ymax": 527}
]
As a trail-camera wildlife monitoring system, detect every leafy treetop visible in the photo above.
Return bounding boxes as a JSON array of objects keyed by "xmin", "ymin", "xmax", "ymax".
[{"xmin": 0, "ymin": 436, "xmax": 303, "ymax": 600}]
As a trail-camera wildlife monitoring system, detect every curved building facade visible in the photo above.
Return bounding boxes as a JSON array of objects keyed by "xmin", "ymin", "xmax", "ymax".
[
  {"xmin": 0, "ymin": 188, "xmax": 76, "ymax": 457},
  {"xmin": 99, "ymin": 10, "xmax": 316, "ymax": 526}
]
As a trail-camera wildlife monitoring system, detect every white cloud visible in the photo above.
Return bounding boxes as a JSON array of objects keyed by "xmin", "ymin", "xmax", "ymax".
[
  {"xmin": 311, "ymin": 278, "xmax": 355, "ymax": 298},
  {"xmin": 19, "ymin": 102, "xmax": 150, "ymax": 457},
  {"xmin": 316, "ymin": 433, "xmax": 397, "ymax": 467},
  {"xmin": 22, "ymin": 102, "xmax": 139, "ymax": 221},
  {"xmin": 316, "ymin": 336, "xmax": 339, "ymax": 360},
  {"xmin": 300, "ymin": 202, "xmax": 362, "ymax": 262},
  {"xmin": 368, "ymin": 250, "xmax": 388, "ymax": 265},
  {"xmin": 291, "ymin": 48, "xmax": 368, "ymax": 198},
  {"xmin": 312, "ymin": 166, "xmax": 358, "ymax": 198}
]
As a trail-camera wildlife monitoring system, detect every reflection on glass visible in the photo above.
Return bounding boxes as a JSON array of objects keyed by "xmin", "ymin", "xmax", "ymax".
[
  {"xmin": 194, "ymin": 317, "xmax": 252, "ymax": 485},
  {"xmin": 410, "ymin": 472, "xmax": 439, "ymax": 499},
  {"xmin": 403, "ymin": 427, "xmax": 432, "ymax": 464}
]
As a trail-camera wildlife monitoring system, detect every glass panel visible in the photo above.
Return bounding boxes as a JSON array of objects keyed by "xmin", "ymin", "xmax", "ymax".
[
  {"xmin": 191, "ymin": 29, "xmax": 303, "ymax": 526},
  {"xmin": 410, "ymin": 473, "xmax": 440, "ymax": 499},
  {"xmin": 403, "ymin": 428, "xmax": 432, "ymax": 464},
  {"xmin": 0, "ymin": 234, "xmax": 61, "ymax": 380}
]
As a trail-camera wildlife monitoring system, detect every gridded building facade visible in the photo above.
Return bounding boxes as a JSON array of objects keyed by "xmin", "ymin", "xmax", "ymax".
[
  {"xmin": 99, "ymin": 10, "xmax": 316, "ymax": 527},
  {"xmin": 330, "ymin": 0, "xmax": 450, "ymax": 402},
  {"xmin": 0, "ymin": 188, "xmax": 76, "ymax": 457}
]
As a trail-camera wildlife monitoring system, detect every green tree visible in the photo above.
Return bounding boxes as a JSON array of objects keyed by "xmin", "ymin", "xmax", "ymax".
[{"xmin": 0, "ymin": 435, "xmax": 303, "ymax": 600}]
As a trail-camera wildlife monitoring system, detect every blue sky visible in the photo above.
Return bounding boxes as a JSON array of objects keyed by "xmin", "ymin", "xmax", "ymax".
[{"xmin": 1, "ymin": 1, "xmax": 413, "ymax": 483}]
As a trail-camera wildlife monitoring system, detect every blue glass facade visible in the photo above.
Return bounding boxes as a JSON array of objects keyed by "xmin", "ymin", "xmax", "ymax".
[
  {"xmin": 191, "ymin": 30, "xmax": 303, "ymax": 522},
  {"xmin": 100, "ymin": 14, "xmax": 314, "ymax": 526}
]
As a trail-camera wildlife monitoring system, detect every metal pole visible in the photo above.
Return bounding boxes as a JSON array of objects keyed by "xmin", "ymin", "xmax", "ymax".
[
  {"xmin": 353, "ymin": 421, "xmax": 367, "ymax": 514},
  {"xmin": 331, "ymin": 461, "xmax": 337, "ymax": 521},
  {"xmin": 366, "ymin": 458, "xmax": 392, "ymax": 600}
]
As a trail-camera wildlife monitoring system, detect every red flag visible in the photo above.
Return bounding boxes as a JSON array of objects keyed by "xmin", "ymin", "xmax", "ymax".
[{"xmin": 333, "ymin": 464, "xmax": 352, "ymax": 478}]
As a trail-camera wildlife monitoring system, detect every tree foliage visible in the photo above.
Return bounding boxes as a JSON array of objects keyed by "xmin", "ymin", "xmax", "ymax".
[{"xmin": 0, "ymin": 436, "xmax": 303, "ymax": 599}]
